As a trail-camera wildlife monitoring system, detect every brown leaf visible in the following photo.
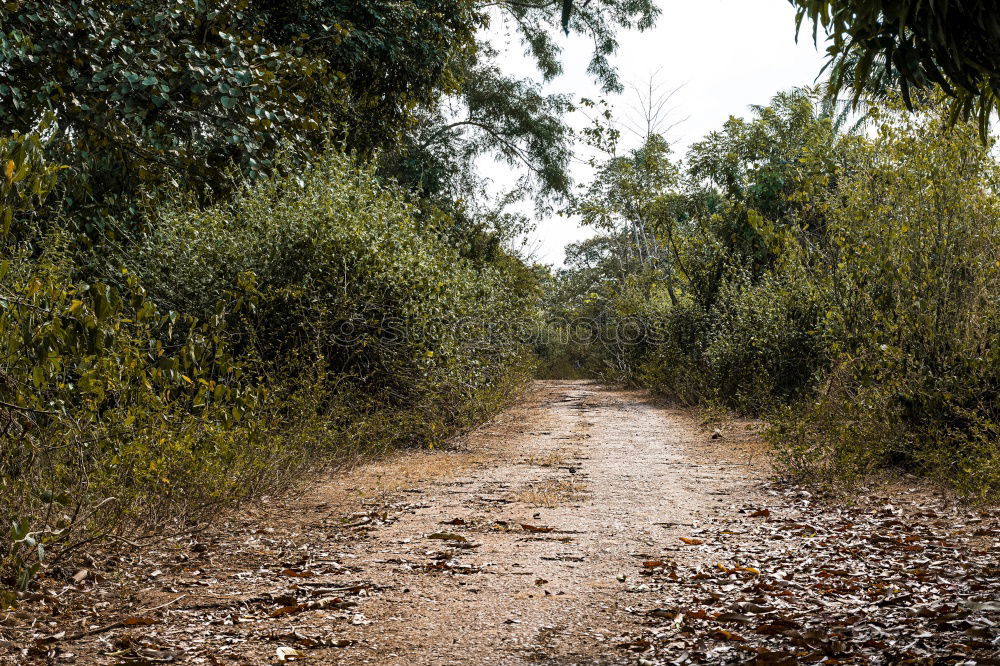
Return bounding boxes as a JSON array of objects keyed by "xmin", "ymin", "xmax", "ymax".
[
  {"xmin": 686, "ymin": 608, "xmax": 713, "ymax": 620},
  {"xmin": 281, "ymin": 569, "xmax": 316, "ymax": 578},
  {"xmin": 749, "ymin": 509, "xmax": 771, "ymax": 518},
  {"xmin": 679, "ymin": 537, "xmax": 704, "ymax": 545},
  {"xmin": 749, "ymin": 650, "xmax": 799, "ymax": 665},
  {"xmin": 427, "ymin": 532, "xmax": 467, "ymax": 542},
  {"xmin": 270, "ymin": 605, "xmax": 305, "ymax": 618},
  {"xmin": 521, "ymin": 524, "xmax": 554, "ymax": 533},
  {"xmin": 755, "ymin": 621, "xmax": 800, "ymax": 636},
  {"xmin": 710, "ymin": 628, "xmax": 747, "ymax": 642}
]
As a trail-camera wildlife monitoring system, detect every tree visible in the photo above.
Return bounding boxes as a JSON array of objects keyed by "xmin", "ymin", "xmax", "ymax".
[
  {"xmin": 493, "ymin": 0, "xmax": 658, "ymax": 94},
  {"xmin": 0, "ymin": 0, "xmax": 480, "ymax": 230},
  {"xmin": 687, "ymin": 89, "xmax": 840, "ymax": 230},
  {"xmin": 790, "ymin": 1, "xmax": 1000, "ymax": 135},
  {"xmin": 385, "ymin": 58, "xmax": 574, "ymax": 210},
  {"xmin": 571, "ymin": 134, "xmax": 677, "ymax": 269},
  {"xmin": 391, "ymin": 0, "xmax": 660, "ymax": 212}
]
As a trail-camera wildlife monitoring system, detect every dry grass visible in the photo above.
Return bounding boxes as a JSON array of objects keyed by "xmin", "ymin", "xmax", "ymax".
[
  {"xmin": 516, "ymin": 478, "xmax": 589, "ymax": 507},
  {"xmin": 526, "ymin": 448, "xmax": 579, "ymax": 468},
  {"xmin": 359, "ymin": 451, "xmax": 486, "ymax": 496},
  {"xmin": 296, "ymin": 450, "xmax": 489, "ymax": 513}
]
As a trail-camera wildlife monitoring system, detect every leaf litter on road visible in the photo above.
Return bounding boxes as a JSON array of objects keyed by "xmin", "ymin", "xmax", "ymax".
[{"xmin": 618, "ymin": 482, "xmax": 1000, "ymax": 664}]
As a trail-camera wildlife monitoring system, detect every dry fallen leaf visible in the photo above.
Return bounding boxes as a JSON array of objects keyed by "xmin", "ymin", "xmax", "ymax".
[
  {"xmin": 281, "ymin": 568, "xmax": 316, "ymax": 578},
  {"xmin": 520, "ymin": 524, "xmax": 554, "ymax": 533},
  {"xmin": 427, "ymin": 532, "xmax": 467, "ymax": 542},
  {"xmin": 679, "ymin": 537, "xmax": 704, "ymax": 545},
  {"xmin": 270, "ymin": 605, "xmax": 304, "ymax": 618},
  {"xmin": 709, "ymin": 629, "xmax": 747, "ymax": 642},
  {"xmin": 276, "ymin": 646, "xmax": 306, "ymax": 662}
]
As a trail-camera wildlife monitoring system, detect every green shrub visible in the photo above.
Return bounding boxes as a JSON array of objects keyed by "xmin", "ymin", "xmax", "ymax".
[
  {"xmin": 635, "ymin": 297, "xmax": 712, "ymax": 404},
  {"xmin": 132, "ymin": 149, "xmax": 535, "ymax": 414},
  {"xmin": 0, "ymin": 144, "xmax": 535, "ymax": 597},
  {"xmin": 771, "ymin": 102, "xmax": 1000, "ymax": 498},
  {"xmin": 703, "ymin": 266, "xmax": 823, "ymax": 412},
  {"xmin": 0, "ymin": 133, "xmax": 276, "ymax": 594}
]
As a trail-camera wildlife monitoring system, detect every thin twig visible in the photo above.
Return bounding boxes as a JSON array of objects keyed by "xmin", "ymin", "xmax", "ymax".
[
  {"xmin": 137, "ymin": 594, "xmax": 187, "ymax": 614},
  {"xmin": 0, "ymin": 399, "xmax": 56, "ymax": 416},
  {"xmin": 65, "ymin": 620, "xmax": 127, "ymax": 642}
]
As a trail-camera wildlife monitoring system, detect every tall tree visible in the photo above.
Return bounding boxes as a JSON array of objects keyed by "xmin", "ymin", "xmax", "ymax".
[
  {"xmin": 391, "ymin": 0, "xmax": 659, "ymax": 211},
  {"xmin": 0, "ymin": 0, "xmax": 481, "ymax": 230},
  {"xmin": 791, "ymin": 1, "xmax": 1000, "ymax": 134}
]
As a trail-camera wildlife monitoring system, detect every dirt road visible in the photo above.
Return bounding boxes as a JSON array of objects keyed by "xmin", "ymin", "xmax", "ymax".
[
  {"xmin": 11, "ymin": 381, "xmax": 1000, "ymax": 665},
  {"xmin": 7, "ymin": 381, "xmax": 765, "ymax": 664},
  {"xmin": 301, "ymin": 380, "xmax": 765, "ymax": 665}
]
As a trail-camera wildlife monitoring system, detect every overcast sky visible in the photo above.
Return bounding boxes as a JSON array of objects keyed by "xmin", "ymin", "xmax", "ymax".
[{"xmin": 487, "ymin": 0, "xmax": 829, "ymax": 266}]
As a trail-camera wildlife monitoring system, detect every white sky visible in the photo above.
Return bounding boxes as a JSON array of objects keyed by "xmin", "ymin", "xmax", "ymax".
[{"xmin": 486, "ymin": 0, "xmax": 829, "ymax": 266}]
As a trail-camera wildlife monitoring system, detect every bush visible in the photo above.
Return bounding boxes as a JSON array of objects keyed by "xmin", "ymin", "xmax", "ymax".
[
  {"xmin": 0, "ymin": 144, "xmax": 536, "ymax": 597},
  {"xmin": 134, "ymin": 149, "xmax": 536, "ymax": 415},
  {"xmin": 0, "ymin": 134, "xmax": 262, "ymax": 594},
  {"xmin": 580, "ymin": 265, "xmax": 823, "ymax": 414},
  {"xmin": 703, "ymin": 266, "xmax": 823, "ymax": 412},
  {"xmin": 771, "ymin": 104, "xmax": 1000, "ymax": 498},
  {"xmin": 543, "ymin": 90, "xmax": 1000, "ymax": 499}
]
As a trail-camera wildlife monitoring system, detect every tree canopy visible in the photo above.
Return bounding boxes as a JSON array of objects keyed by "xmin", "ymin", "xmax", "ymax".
[
  {"xmin": 0, "ymin": 0, "xmax": 481, "ymax": 230},
  {"xmin": 556, "ymin": 0, "xmax": 1000, "ymax": 133},
  {"xmin": 790, "ymin": 1, "xmax": 1000, "ymax": 133}
]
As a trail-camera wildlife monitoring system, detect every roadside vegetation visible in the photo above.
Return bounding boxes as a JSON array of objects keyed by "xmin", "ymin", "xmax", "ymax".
[
  {"xmin": 538, "ymin": 89, "xmax": 1000, "ymax": 500},
  {"xmin": 539, "ymin": 0, "xmax": 1000, "ymax": 501},
  {"xmin": 0, "ymin": 0, "xmax": 657, "ymax": 597}
]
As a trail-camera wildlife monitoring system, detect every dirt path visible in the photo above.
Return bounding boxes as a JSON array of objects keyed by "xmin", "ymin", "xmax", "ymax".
[
  {"xmin": 6, "ymin": 381, "xmax": 767, "ymax": 665},
  {"xmin": 304, "ymin": 380, "xmax": 764, "ymax": 665},
  {"xmin": 11, "ymin": 381, "xmax": 1000, "ymax": 665}
]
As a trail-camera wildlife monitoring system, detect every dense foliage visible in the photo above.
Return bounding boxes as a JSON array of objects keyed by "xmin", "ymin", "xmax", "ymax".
[
  {"xmin": 0, "ymin": 0, "xmax": 483, "ymax": 228},
  {"xmin": 0, "ymin": 145, "xmax": 535, "ymax": 597},
  {"xmin": 1, "ymin": 0, "xmax": 659, "ymax": 596},
  {"xmin": 540, "ymin": 89, "xmax": 1000, "ymax": 499},
  {"xmin": 790, "ymin": 1, "xmax": 1000, "ymax": 135},
  {"xmin": 0, "ymin": 0, "xmax": 657, "ymax": 231}
]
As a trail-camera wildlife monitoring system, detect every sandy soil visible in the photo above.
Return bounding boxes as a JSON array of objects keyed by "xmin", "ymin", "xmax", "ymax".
[{"xmin": 5, "ymin": 381, "xmax": 771, "ymax": 665}]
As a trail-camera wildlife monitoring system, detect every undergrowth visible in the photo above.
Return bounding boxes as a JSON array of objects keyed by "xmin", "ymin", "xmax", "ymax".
[
  {"xmin": 0, "ymin": 141, "xmax": 536, "ymax": 599},
  {"xmin": 536, "ymin": 92, "xmax": 1000, "ymax": 502}
]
